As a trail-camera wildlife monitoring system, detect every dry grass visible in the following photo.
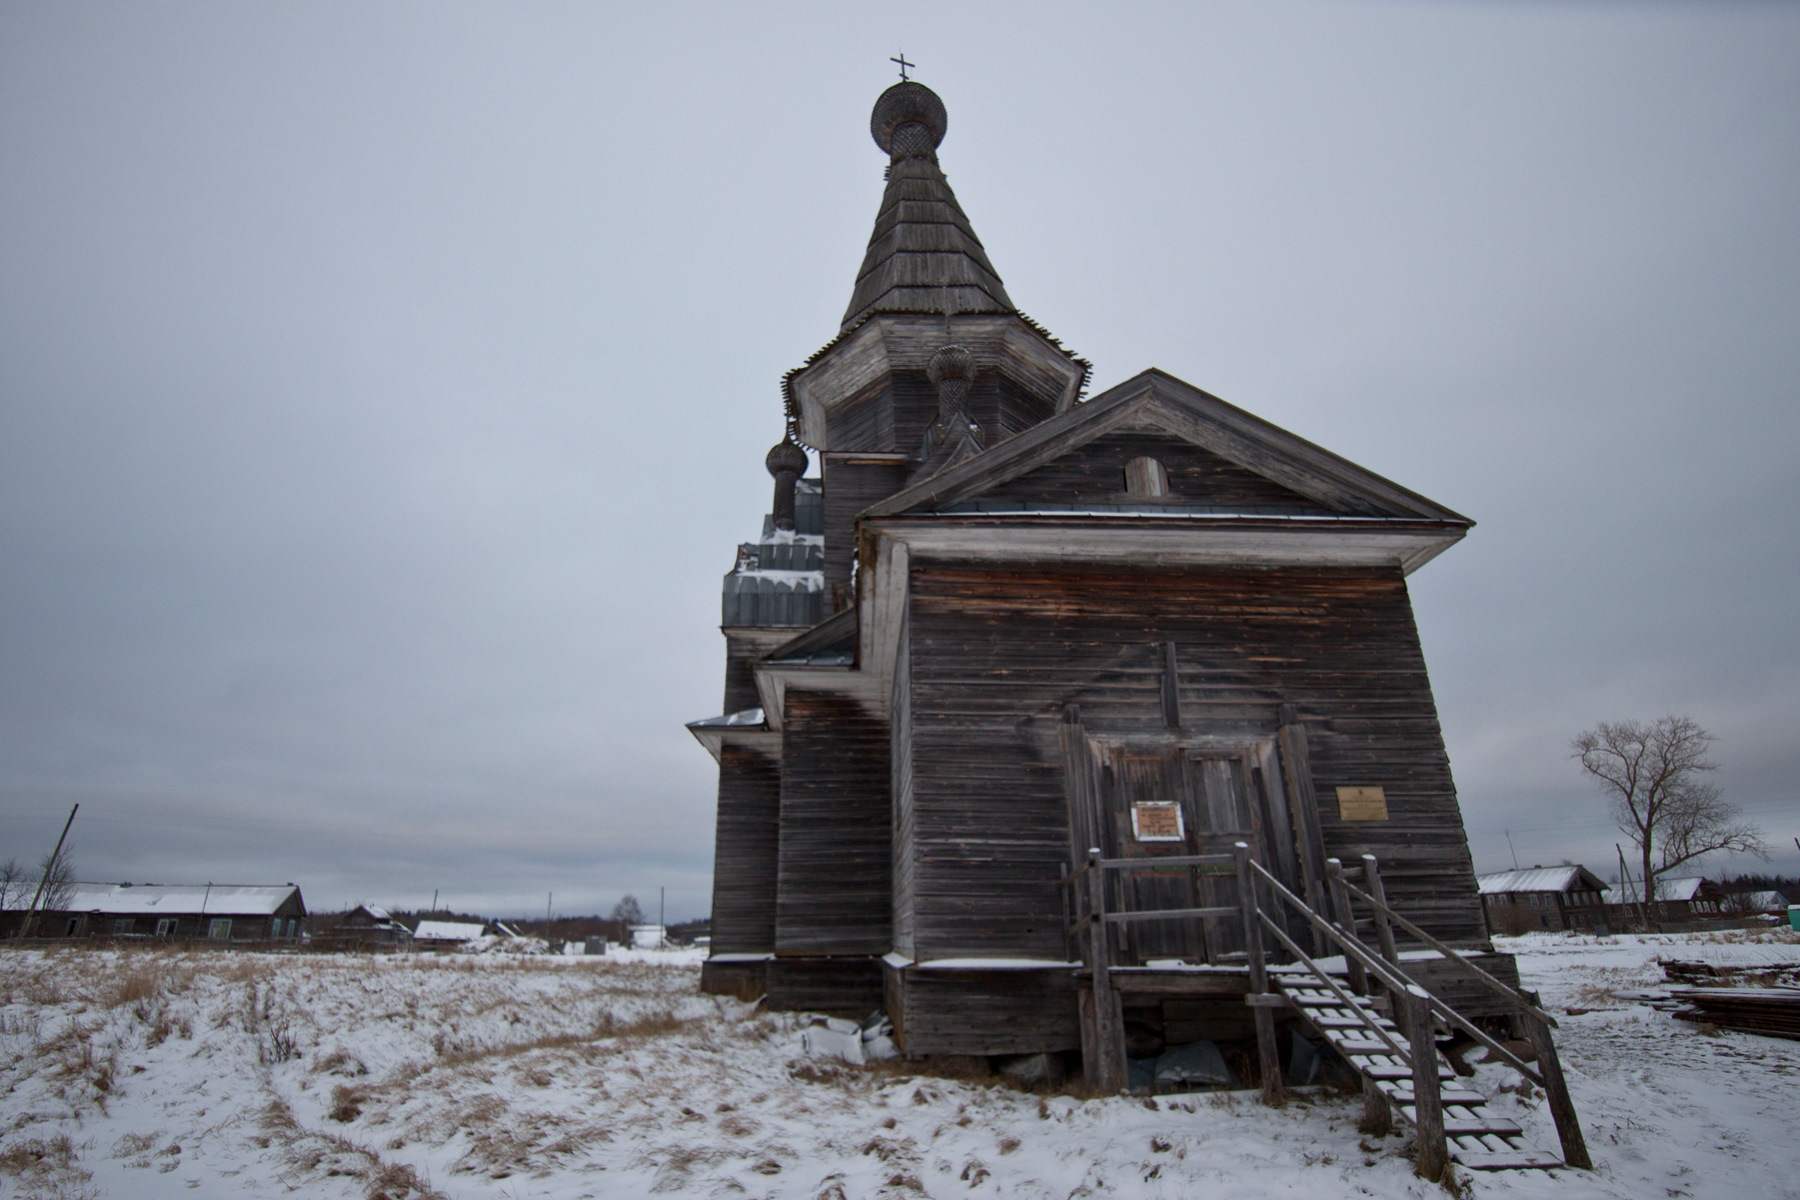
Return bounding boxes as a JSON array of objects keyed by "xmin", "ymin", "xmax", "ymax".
[{"xmin": 0, "ymin": 1133, "xmax": 97, "ymax": 1200}]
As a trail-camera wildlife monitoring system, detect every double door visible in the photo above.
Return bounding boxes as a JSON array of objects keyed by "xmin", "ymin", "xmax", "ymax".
[{"xmin": 1082, "ymin": 739, "xmax": 1304, "ymax": 966}]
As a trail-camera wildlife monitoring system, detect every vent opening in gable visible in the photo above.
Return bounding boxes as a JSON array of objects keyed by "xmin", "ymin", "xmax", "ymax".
[{"xmin": 1124, "ymin": 456, "xmax": 1170, "ymax": 499}]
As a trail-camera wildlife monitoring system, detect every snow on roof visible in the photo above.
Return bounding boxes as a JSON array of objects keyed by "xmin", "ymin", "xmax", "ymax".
[
  {"xmin": 1601, "ymin": 876, "xmax": 1710, "ymax": 904},
  {"xmin": 353, "ymin": 904, "xmax": 392, "ymax": 921},
  {"xmin": 412, "ymin": 920, "xmax": 487, "ymax": 942},
  {"xmin": 1477, "ymin": 867, "xmax": 1605, "ymax": 895},
  {"xmin": 11, "ymin": 882, "xmax": 301, "ymax": 916}
]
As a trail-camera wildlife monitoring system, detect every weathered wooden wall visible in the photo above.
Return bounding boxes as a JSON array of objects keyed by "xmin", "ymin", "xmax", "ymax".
[
  {"xmin": 888, "ymin": 965, "xmax": 1081, "ymax": 1056},
  {"xmin": 977, "ymin": 430, "xmax": 1346, "ymax": 513},
  {"xmin": 902, "ymin": 563, "xmax": 1486, "ymax": 967},
  {"xmin": 775, "ymin": 689, "xmax": 893, "ymax": 956},
  {"xmin": 708, "ymin": 746, "xmax": 781, "ymax": 956},
  {"xmin": 822, "ymin": 455, "xmax": 912, "ymax": 604}
]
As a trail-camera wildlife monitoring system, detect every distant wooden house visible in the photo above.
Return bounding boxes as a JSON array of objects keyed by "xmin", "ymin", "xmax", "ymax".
[
  {"xmin": 688, "ymin": 81, "xmax": 1525, "ymax": 1099},
  {"xmin": 410, "ymin": 919, "xmax": 521, "ymax": 950},
  {"xmin": 330, "ymin": 904, "xmax": 412, "ymax": 950},
  {"xmin": 1602, "ymin": 876, "xmax": 1729, "ymax": 925},
  {"xmin": 0, "ymin": 882, "xmax": 306, "ymax": 942},
  {"xmin": 1478, "ymin": 868, "xmax": 1609, "ymax": 934}
]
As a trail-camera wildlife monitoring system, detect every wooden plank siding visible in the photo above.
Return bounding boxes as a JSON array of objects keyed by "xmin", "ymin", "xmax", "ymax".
[
  {"xmin": 823, "ymin": 455, "xmax": 913, "ymax": 607},
  {"xmin": 901, "ymin": 563, "xmax": 1487, "ymax": 966},
  {"xmin": 891, "ymin": 608, "xmax": 918, "ymax": 959},
  {"xmin": 975, "ymin": 429, "xmax": 1340, "ymax": 513},
  {"xmin": 889, "ymin": 966, "xmax": 1082, "ymax": 1056},
  {"xmin": 774, "ymin": 689, "xmax": 893, "ymax": 956},
  {"xmin": 708, "ymin": 746, "xmax": 782, "ymax": 956}
]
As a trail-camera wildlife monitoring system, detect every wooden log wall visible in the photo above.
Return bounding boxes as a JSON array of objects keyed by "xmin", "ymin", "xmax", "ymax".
[
  {"xmin": 903, "ymin": 563, "xmax": 1487, "ymax": 964},
  {"xmin": 775, "ymin": 689, "xmax": 893, "ymax": 956},
  {"xmin": 708, "ymin": 746, "xmax": 781, "ymax": 955},
  {"xmin": 766, "ymin": 959, "xmax": 884, "ymax": 1018},
  {"xmin": 891, "ymin": 966, "xmax": 1081, "ymax": 1056}
]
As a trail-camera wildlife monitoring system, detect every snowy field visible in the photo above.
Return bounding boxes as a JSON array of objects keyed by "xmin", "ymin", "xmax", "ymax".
[{"xmin": 1, "ymin": 931, "xmax": 1797, "ymax": 1200}]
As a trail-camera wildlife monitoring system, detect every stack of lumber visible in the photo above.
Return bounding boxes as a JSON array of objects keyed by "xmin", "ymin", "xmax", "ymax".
[{"xmin": 1671, "ymin": 987, "xmax": 1800, "ymax": 1040}]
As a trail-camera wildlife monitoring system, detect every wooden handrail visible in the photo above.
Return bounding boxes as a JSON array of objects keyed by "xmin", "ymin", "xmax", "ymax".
[
  {"xmin": 1333, "ymin": 874, "xmax": 1557, "ymax": 1028},
  {"xmin": 1254, "ymin": 909, "xmax": 1412, "ymax": 1061},
  {"xmin": 1246, "ymin": 860, "xmax": 1418, "ymax": 999}
]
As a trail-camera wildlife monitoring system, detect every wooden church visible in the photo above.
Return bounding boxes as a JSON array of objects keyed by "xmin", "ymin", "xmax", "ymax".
[{"xmin": 688, "ymin": 80, "xmax": 1557, "ymax": 1140}]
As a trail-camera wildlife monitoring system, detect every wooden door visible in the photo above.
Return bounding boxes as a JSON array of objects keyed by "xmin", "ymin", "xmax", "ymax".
[{"xmin": 1098, "ymin": 746, "xmax": 1268, "ymax": 965}]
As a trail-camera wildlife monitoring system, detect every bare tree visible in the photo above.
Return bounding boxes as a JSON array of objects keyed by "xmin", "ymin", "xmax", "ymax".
[
  {"xmin": 1572, "ymin": 715, "xmax": 1766, "ymax": 904},
  {"xmin": 611, "ymin": 894, "xmax": 645, "ymax": 927},
  {"xmin": 0, "ymin": 859, "xmax": 26, "ymax": 912}
]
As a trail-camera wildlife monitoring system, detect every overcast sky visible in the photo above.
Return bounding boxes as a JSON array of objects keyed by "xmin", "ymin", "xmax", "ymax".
[{"xmin": 2, "ymin": 2, "xmax": 1796, "ymax": 921}]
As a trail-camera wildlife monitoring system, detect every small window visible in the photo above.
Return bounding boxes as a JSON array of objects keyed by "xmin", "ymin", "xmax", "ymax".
[
  {"xmin": 1123, "ymin": 456, "xmax": 1169, "ymax": 499},
  {"xmin": 113, "ymin": 918, "xmax": 134, "ymax": 935},
  {"xmin": 156, "ymin": 918, "xmax": 177, "ymax": 938},
  {"xmin": 208, "ymin": 918, "xmax": 232, "ymax": 940}
]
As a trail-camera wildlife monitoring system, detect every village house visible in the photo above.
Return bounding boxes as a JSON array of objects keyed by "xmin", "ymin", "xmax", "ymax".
[
  {"xmin": 687, "ymin": 78, "xmax": 1589, "ymax": 1175},
  {"xmin": 1477, "ymin": 867, "xmax": 1610, "ymax": 935},
  {"xmin": 1602, "ymin": 876, "xmax": 1730, "ymax": 925},
  {"xmin": 318, "ymin": 904, "xmax": 412, "ymax": 950},
  {"xmin": 0, "ymin": 882, "xmax": 306, "ymax": 942}
]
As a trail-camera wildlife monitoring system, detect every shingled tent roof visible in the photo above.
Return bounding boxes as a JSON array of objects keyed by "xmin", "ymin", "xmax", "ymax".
[{"xmin": 841, "ymin": 82, "xmax": 1015, "ymax": 329}]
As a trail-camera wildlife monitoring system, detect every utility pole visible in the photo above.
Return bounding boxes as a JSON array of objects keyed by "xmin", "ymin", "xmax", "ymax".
[
  {"xmin": 659, "ymin": 887, "xmax": 666, "ymax": 949},
  {"xmin": 430, "ymin": 888, "xmax": 438, "ymax": 916},
  {"xmin": 546, "ymin": 892, "xmax": 553, "ymax": 949},
  {"xmin": 18, "ymin": 804, "xmax": 78, "ymax": 940},
  {"xmin": 1505, "ymin": 830, "xmax": 1519, "ymax": 871}
]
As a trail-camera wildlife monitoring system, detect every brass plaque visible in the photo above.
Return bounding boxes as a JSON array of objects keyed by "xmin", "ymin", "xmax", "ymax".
[
  {"xmin": 1131, "ymin": 801, "xmax": 1185, "ymax": 842},
  {"xmin": 1337, "ymin": 786, "xmax": 1388, "ymax": 821}
]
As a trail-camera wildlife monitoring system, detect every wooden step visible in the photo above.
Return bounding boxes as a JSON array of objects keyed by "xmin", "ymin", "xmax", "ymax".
[
  {"xmin": 1396, "ymin": 1107, "xmax": 1522, "ymax": 1137},
  {"xmin": 1349, "ymin": 1055, "xmax": 1453, "ymax": 1081},
  {"xmin": 1330, "ymin": 1037, "xmax": 1411, "ymax": 1055},
  {"xmin": 1376, "ymin": 1081, "xmax": 1486, "ymax": 1106},
  {"xmin": 1451, "ymin": 1148, "xmax": 1564, "ymax": 1171}
]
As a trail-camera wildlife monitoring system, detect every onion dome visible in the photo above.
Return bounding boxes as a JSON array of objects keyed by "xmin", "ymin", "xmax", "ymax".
[
  {"xmin": 871, "ymin": 81, "xmax": 948, "ymax": 159},
  {"xmin": 926, "ymin": 344, "xmax": 975, "ymax": 386},
  {"xmin": 765, "ymin": 438, "xmax": 808, "ymax": 478}
]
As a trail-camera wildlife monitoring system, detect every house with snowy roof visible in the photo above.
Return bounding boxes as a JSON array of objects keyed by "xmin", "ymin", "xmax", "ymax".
[
  {"xmin": 1600, "ymin": 875, "xmax": 1729, "ymax": 924},
  {"xmin": 1477, "ymin": 867, "xmax": 1609, "ymax": 935},
  {"xmin": 0, "ymin": 882, "xmax": 306, "ymax": 942}
]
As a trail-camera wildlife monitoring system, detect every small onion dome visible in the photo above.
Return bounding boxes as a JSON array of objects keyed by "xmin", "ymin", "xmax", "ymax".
[
  {"xmin": 871, "ymin": 81, "xmax": 947, "ymax": 157},
  {"xmin": 926, "ymin": 344, "xmax": 975, "ymax": 386},
  {"xmin": 765, "ymin": 438, "xmax": 808, "ymax": 478}
]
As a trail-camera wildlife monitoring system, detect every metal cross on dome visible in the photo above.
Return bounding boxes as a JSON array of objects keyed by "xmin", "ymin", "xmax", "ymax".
[{"xmin": 891, "ymin": 52, "xmax": 915, "ymax": 81}]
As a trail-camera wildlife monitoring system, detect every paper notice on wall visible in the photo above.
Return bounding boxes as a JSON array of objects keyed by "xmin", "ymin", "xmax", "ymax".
[
  {"xmin": 1131, "ymin": 802, "xmax": 1185, "ymax": 841},
  {"xmin": 1336, "ymin": 787, "xmax": 1388, "ymax": 821}
]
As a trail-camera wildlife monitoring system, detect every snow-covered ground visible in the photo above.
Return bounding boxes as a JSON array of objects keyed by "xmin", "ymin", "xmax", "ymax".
[{"xmin": 1, "ymin": 931, "xmax": 1796, "ymax": 1199}]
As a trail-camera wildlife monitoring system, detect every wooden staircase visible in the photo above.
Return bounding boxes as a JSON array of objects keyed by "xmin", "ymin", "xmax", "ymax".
[
  {"xmin": 1271, "ymin": 973, "xmax": 1562, "ymax": 1171},
  {"xmin": 1067, "ymin": 843, "xmax": 1592, "ymax": 1180}
]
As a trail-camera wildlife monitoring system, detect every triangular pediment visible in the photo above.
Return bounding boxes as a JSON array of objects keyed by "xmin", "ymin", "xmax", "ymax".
[{"xmin": 861, "ymin": 370, "xmax": 1471, "ymax": 524}]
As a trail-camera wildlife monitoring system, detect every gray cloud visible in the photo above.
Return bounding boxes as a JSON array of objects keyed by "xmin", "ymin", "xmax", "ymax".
[{"xmin": 3, "ymin": 2, "xmax": 1796, "ymax": 918}]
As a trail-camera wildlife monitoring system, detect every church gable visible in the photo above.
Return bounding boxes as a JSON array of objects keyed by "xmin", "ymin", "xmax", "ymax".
[
  {"xmin": 864, "ymin": 369, "xmax": 1467, "ymax": 524},
  {"xmin": 972, "ymin": 427, "xmax": 1342, "ymax": 514}
]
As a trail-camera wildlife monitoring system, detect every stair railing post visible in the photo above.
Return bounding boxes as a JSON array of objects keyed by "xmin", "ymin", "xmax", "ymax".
[
  {"xmin": 1404, "ymin": 984, "xmax": 1447, "ymax": 1181},
  {"xmin": 1360, "ymin": 854, "xmax": 1401, "ymax": 968},
  {"xmin": 1086, "ymin": 848, "xmax": 1126, "ymax": 1093},
  {"xmin": 1326, "ymin": 858, "xmax": 1368, "ymax": 996},
  {"xmin": 1525, "ymin": 989, "xmax": 1592, "ymax": 1169},
  {"xmin": 1235, "ymin": 841, "xmax": 1285, "ymax": 1106}
]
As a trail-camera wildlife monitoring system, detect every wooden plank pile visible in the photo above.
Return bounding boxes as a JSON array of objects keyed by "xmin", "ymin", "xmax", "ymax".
[{"xmin": 1671, "ymin": 987, "xmax": 1800, "ymax": 1040}]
